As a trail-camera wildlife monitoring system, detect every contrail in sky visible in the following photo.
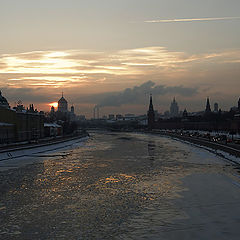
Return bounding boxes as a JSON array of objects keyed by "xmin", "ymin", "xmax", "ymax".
[{"xmin": 144, "ymin": 17, "xmax": 240, "ymax": 23}]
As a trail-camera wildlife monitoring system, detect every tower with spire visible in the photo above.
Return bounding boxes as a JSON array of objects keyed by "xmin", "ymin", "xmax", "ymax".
[
  {"xmin": 205, "ymin": 97, "xmax": 211, "ymax": 114},
  {"xmin": 147, "ymin": 94, "xmax": 155, "ymax": 130},
  {"xmin": 170, "ymin": 97, "xmax": 179, "ymax": 117}
]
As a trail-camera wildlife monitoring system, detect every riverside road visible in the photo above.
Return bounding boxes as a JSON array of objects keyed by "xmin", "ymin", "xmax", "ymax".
[{"xmin": 0, "ymin": 131, "xmax": 240, "ymax": 239}]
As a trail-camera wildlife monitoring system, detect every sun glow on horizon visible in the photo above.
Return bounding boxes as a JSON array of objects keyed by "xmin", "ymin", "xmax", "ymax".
[{"xmin": 49, "ymin": 102, "xmax": 58, "ymax": 108}]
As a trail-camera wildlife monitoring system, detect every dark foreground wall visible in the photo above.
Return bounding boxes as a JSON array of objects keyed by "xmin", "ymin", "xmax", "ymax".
[{"xmin": 0, "ymin": 107, "xmax": 44, "ymax": 143}]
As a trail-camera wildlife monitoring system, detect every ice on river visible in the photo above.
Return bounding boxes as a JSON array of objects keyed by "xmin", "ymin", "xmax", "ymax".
[
  {"xmin": 0, "ymin": 137, "xmax": 88, "ymax": 171},
  {"xmin": 0, "ymin": 132, "xmax": 240, "ymax": 239}
]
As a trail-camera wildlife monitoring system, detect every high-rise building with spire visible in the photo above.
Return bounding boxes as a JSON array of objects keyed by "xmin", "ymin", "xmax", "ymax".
[
  {"xmin": 170, "ymin": 97, "xmax": 179, "ymax": 117},
  {"xmin": 147, "ymin": 94, "xmax": 155, "ymax": 130},
  {"xmin": 205, "ymin": 97, "xmax": 211, "ymax": 114}
]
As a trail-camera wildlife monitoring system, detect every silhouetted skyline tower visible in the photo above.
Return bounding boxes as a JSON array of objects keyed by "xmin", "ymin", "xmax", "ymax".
[
  {"xmin": 170, "ymin": 97, "xmax": 179, "ymax": 117},
  {"xmin": 71, "ymin": 105, "xmax": 74, "ymax": 114},
  {"xmin": 214, "ymin": 102, "xmax": 219, "ymax": 112},
  {"xmin": 147, "ymin": 94, "xmax": 155, "ymax": 130},
  {"xmin": 205, "ymin": 97, "xmax": 211, "ymax": 113}
]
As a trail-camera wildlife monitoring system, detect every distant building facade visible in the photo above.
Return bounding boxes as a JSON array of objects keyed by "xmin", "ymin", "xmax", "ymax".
[
  {"xmin": 108, "ymin": 114, "xmax": 115, "ymax": 120},
  {"xmin": 0, "ymin": 91, "xmax": 44, "ymax": 143},
  {"xmin": 69, "ymin": 105, "xmax": 76, "ymax": 121},
  {"xmin": 182, "ymin": 108, "xmax": 188, "ymax": 118},
  {"xmin": 44, "ymin": 123, "xmax": 62, "ymax": 137},
  {"xmin": 214, "ymin": 103, "xmax": 219, "ymax": 112},
  {"xmin": 150, "ymin": 96, "xmax": 240, "ymax": 133}
]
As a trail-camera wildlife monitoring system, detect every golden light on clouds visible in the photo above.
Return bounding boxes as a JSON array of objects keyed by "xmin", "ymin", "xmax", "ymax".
[
  {"xmin": 0, "ymin": 47, "xmax": 240, "ymax": 91},
  {"xmin": 1, "ymin": 52, "xmax": 79, "ymax": 75}
]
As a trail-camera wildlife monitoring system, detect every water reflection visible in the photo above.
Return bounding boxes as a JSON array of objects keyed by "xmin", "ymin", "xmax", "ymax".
[
  {"xmin": 148, "ymin": 140, "xmax": 155, "ymax": 162},
  {"xmin": 0, "ymin": 131, "xmax": 239, "ymax": 239}
]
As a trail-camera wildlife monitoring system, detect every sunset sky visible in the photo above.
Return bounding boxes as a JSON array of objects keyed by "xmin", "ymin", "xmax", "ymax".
[{"xmin": 0, "ymin": 0, "xmax": 240, "ymax": 117}]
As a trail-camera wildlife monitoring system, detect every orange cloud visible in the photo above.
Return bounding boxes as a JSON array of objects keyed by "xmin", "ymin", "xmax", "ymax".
[{"xmin": 0, "ymin": 47, "xmax": 240, "ymax": 94}]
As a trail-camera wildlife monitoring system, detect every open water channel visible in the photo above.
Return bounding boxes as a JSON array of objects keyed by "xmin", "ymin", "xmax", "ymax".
[{"xmin": 1, "ymin": 131, "xmax": 240, "ymax": 239}]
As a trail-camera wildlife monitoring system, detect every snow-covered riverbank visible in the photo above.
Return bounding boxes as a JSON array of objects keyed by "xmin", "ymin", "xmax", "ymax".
[{"xmin": 0, "ymin": 136, "xmax": 89, "ymax": 170}]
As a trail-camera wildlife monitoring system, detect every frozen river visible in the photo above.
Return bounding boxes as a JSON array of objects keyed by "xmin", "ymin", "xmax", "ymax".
[{"xmin": 1, "ymin": 131, "xmax": 240, "ymax": 239}]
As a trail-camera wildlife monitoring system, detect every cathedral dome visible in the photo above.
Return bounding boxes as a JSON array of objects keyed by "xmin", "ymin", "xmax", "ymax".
[
  {"xmin": 58, "ymin": 96, "xmax": 67, "ymax": 104},
  {"xmin": 0, "ymin": 91, "xmax": 10, "ymax": 108},
  {"xmin": 57, "ymin": 93, "xmax": 68, "ymax": 112}
]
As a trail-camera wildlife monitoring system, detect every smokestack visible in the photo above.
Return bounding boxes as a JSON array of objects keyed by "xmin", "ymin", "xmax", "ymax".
[
  {"xmin": 97, "ymin": 106, "xmax": 100, "ymax": 119},
  {"xmin": 93, "ymin": 105, "xmax": 100, "ymax": 119},
  {"xmin": 93, "ymin": 107, "xmax": 96, "ymax": 119}
]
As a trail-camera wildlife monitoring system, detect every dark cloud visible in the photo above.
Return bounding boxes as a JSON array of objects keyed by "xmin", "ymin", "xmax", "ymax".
[
  {"xmin": 2, "ymin": 87, "xmax": 50, "ymax": 103},
  {"xmin": 75, "ymin": 81, "xmax": 198, "ymax": 107}
]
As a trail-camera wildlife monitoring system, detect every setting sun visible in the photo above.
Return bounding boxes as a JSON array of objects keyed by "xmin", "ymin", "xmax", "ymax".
[{"xmin": 49, "ymin": 102, "xmax": 58, "ymax": 108}]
